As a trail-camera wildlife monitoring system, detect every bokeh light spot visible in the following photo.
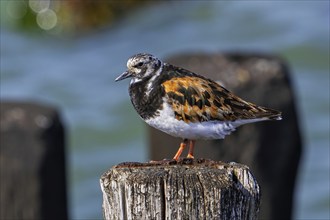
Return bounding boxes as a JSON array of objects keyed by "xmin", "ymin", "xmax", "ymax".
[
  {"xmin": 36, "ymin": 9, "xmax": 57, "ymax": 30},
  {"xmin": 29, "ymin": 0, "xmax": 50, "ymax": 13}
]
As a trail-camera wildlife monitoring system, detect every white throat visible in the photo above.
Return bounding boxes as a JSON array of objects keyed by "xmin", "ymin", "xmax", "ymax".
[{"xmin": 145, "ymin": 64, "xmax": 163, "ymax": 96}]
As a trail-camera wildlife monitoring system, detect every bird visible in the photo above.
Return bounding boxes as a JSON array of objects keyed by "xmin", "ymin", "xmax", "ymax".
[{"xmin": 115, "ymin": 53, "xmax": 282, "ymax": 161}]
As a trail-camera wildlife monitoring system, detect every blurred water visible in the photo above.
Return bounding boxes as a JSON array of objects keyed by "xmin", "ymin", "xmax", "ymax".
[{"xmin": 1, "ymin": 1, "xmax": 329, "ymax": 219}]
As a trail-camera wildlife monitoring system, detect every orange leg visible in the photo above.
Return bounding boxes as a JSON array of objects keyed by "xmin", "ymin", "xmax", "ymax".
[
  {"xmin": 173, "ymin": 139, "xmax": 188, "ymax": 161},
  {"xmin": 187, "ymin": 140, "xmax": 195, "ymax": 158}
]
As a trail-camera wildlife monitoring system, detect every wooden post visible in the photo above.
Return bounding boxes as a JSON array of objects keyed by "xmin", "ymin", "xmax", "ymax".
[
  {"xmin": 0, "ymin": 101, "xmax": 68, "ymax": 220},
  {"xmin": 100, "ymin": 159, "xmax": 260, "ymax": 220}
]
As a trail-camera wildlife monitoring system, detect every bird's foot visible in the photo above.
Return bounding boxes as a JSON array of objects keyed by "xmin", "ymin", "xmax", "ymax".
[{"xmin": 187, "ymin": 154, "xmax": 194, "ymax": 159}]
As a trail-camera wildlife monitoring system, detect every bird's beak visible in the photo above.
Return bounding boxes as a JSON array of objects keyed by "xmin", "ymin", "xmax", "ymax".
[{"xmin": 115, "ymin": 71, "xmax": 132, "ymax": 82}]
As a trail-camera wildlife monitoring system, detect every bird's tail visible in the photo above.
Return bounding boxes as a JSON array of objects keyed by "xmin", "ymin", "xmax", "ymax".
[{"xmin": 254, "ymin": 106, "xmax": 282, "ymax": 121}]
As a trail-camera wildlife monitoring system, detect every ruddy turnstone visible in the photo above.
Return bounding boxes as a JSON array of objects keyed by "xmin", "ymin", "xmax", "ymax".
[{"xmin": 115, "ymin": 53, "xmax": 282, "ymax": 160}]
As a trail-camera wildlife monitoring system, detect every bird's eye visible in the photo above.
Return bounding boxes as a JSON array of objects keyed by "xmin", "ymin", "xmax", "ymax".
[{"xmin": 136, "ymin": 62, "xmax": 144, "ymax": 67}]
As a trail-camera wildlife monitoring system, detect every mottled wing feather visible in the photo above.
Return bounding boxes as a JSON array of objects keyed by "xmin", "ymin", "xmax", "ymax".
[{"xmin": 162, "ymin": 76, "xmax": 281, "ymax": 123}]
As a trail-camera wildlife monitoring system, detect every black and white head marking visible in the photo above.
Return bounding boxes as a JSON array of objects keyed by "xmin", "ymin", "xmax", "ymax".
[{"xmin": 115, "ymin": 53, "xmax": 163, "ymax": 86}]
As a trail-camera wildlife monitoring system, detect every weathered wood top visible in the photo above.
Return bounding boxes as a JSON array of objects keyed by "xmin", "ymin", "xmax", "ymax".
[{"xmin": 100, "ymin": 159, "xmax": 260, "ymax": 220}]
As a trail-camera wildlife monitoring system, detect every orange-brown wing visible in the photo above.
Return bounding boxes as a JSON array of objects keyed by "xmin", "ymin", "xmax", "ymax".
[{"xmin": 162, "ymin": 76, "xmax": 281, "ymax": 123}]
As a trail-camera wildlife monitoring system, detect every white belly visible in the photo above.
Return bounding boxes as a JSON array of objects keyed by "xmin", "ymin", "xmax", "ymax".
[
  {"xmin": 145, "ymin": 102, "xmax": 264, "ymax": 140},
  {"xmin": 146, "ymin": 104, "xmax": 236, "ymax": 140}
]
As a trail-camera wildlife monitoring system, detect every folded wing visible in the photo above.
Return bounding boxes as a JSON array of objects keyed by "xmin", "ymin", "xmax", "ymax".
[{"xmin": 162, "ymin": 76, "xmax": 281, "ymax": 123}]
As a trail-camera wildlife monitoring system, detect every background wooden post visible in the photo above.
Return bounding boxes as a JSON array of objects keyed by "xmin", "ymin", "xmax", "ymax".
[
  {"xmin": 0, "ymin": 101, "xmax": 68, "ymax": 220},
  {"xmin": 100, "ymin": 159, "xmax": 260, "ymax": 220},
  {"xmin": 150, "ymin": 53, "xmax": 302, "ymax": 220}
]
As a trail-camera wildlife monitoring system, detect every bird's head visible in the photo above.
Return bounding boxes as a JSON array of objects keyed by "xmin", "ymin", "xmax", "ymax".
[{"xmin": 115, "ymin": 53, "xmax": 162, "ymax": 83}]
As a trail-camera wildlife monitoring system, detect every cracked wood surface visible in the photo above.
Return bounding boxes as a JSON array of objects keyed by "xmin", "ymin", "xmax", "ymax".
[{"xmin": 100, "ymin": 159, "xmax": 260, "ymax": 220}]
